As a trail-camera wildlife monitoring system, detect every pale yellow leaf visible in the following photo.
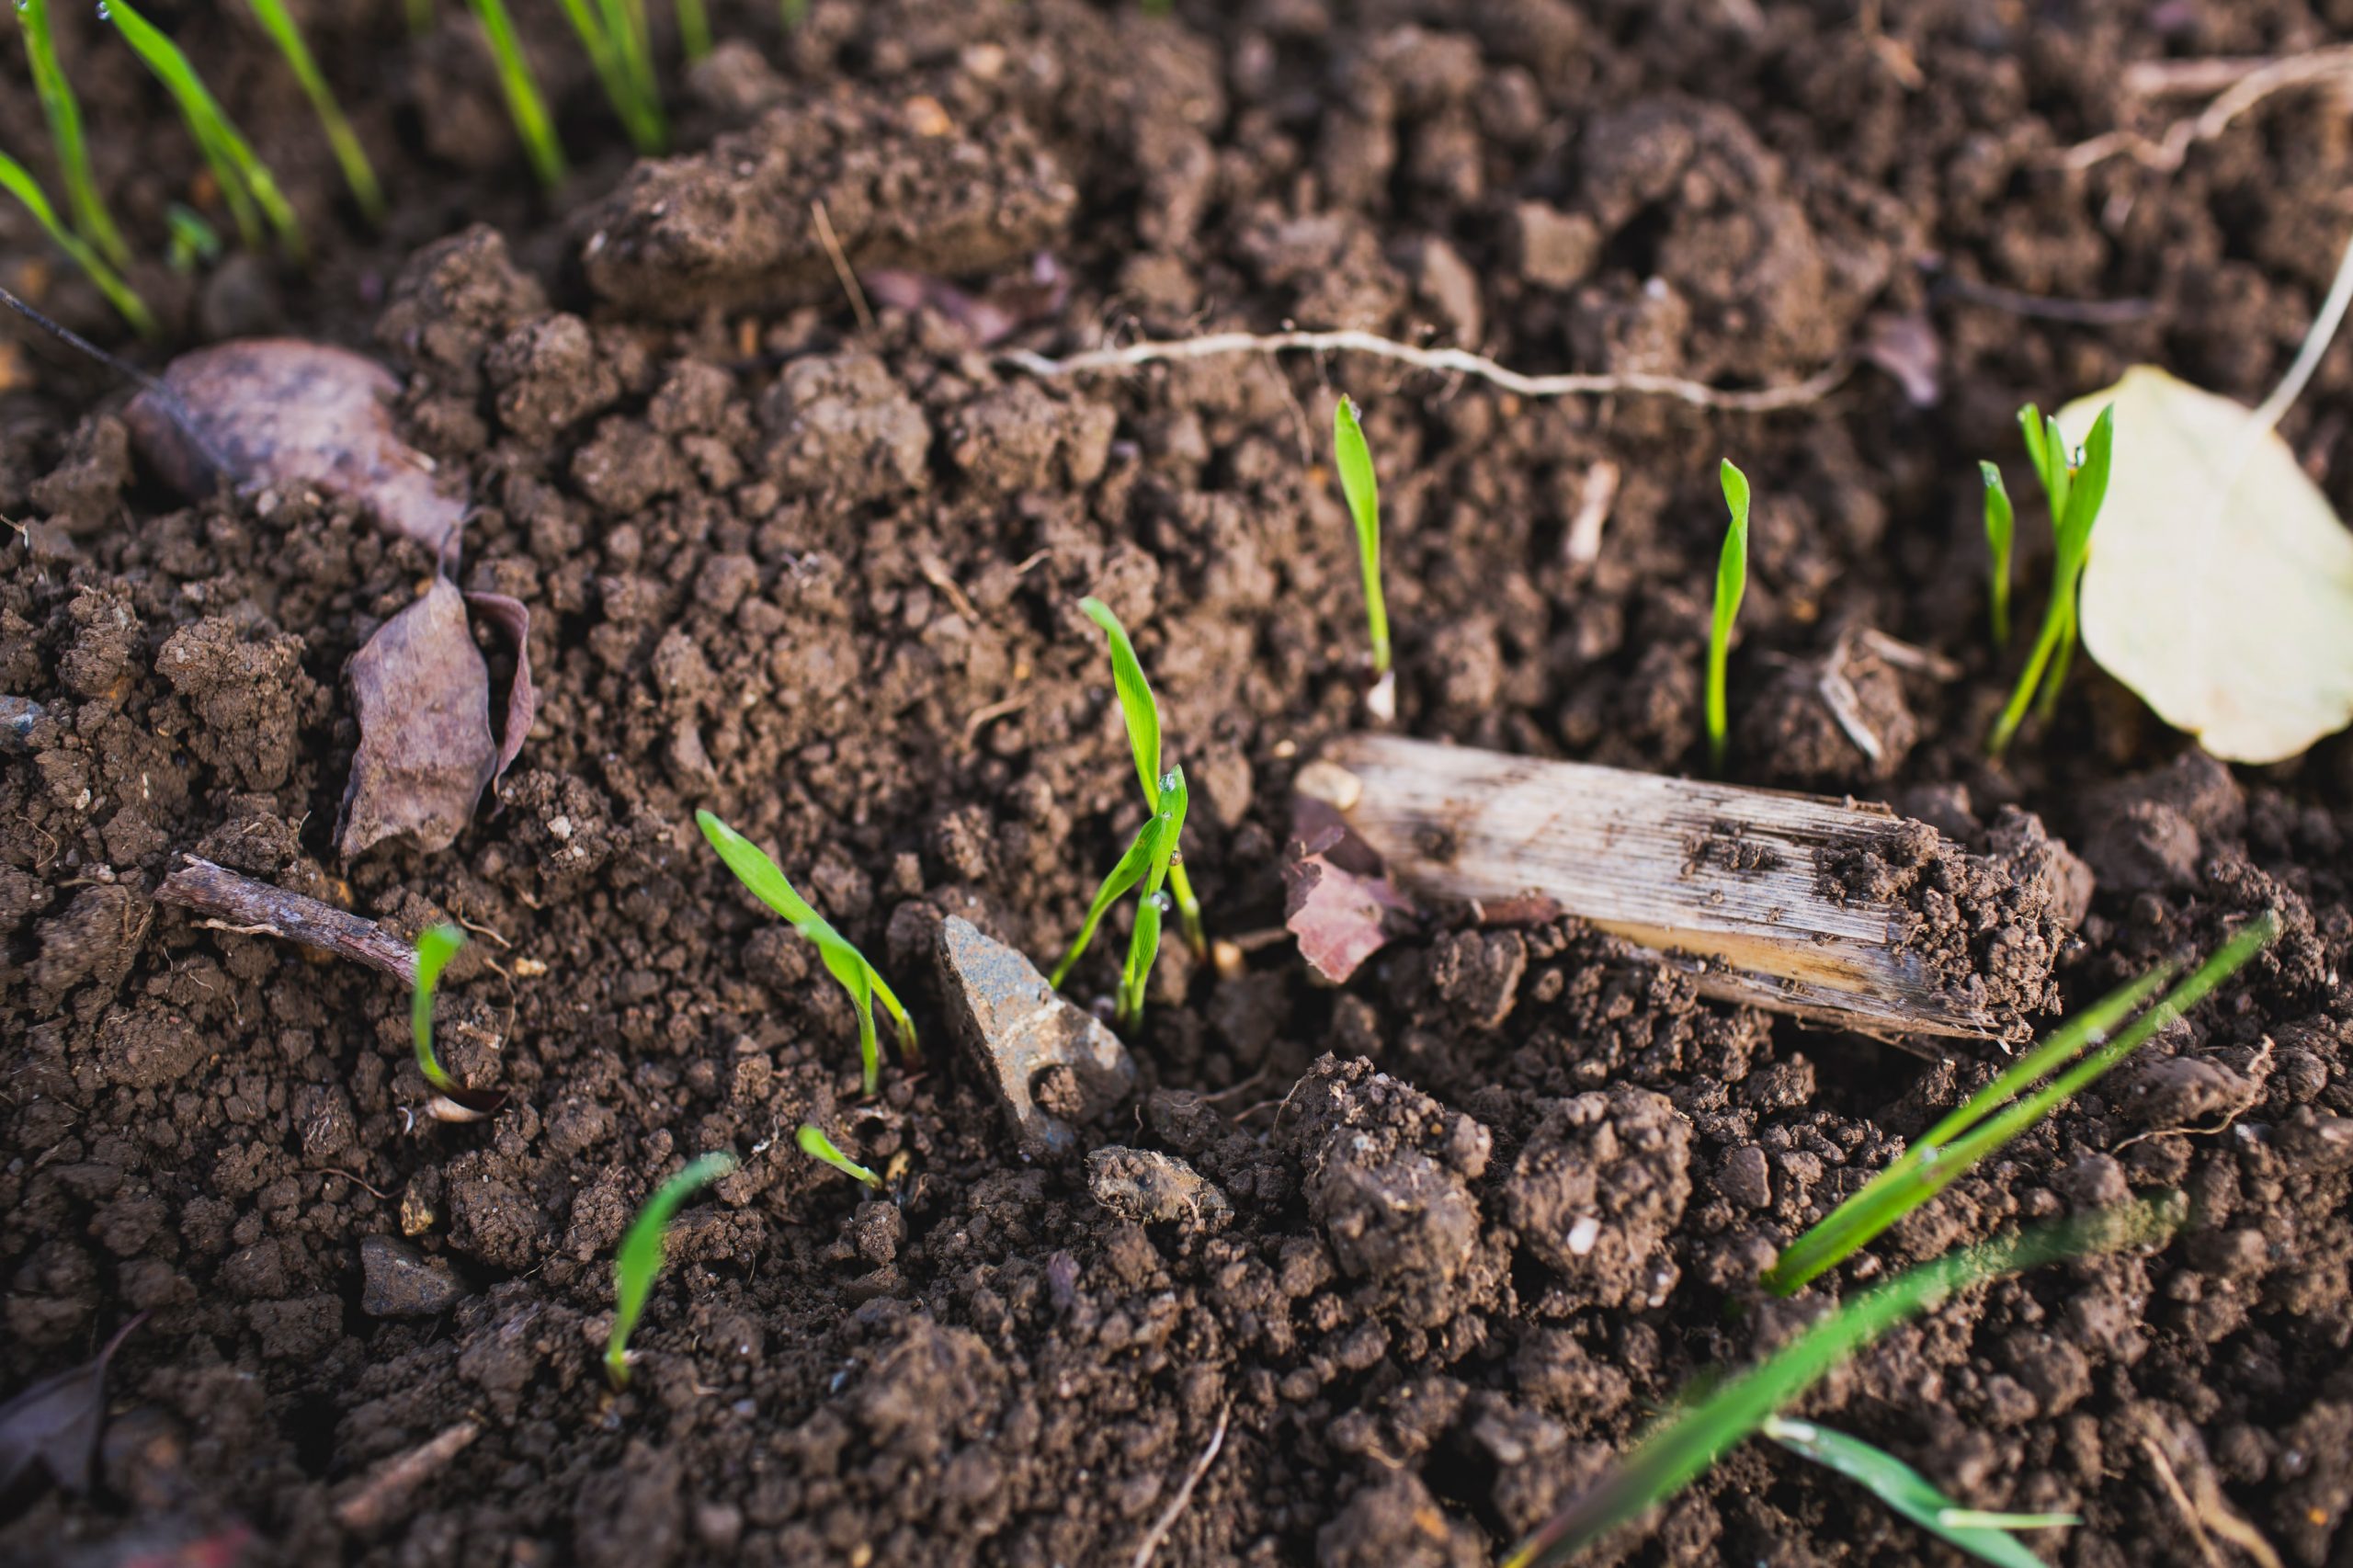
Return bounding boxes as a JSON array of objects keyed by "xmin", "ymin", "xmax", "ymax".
[{"xmin": 2062, "ymin": 366, "xmax": 2353, "ymax": 764}]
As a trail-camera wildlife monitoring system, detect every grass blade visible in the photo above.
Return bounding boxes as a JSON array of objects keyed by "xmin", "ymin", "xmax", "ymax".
[
  {"xmin": 1051, "ymin": 813, "xmax": 1165, "ymax": 989},
  {"xmin": 698, "ymin": 810, "xmax": 915, "ymax": 1096},
  {"xmin": 243, "ymin": 0, "xmax": 384, "ymax": 222},
  {"xmin": 1079, "ymin": 596, "xmax": 1204, "ymax": 956},
  {"xmin": 108, "ymin": 0, "xmax": 304, "ymax": 259},
  {"xmin": 555, "ymin": 0, "xmax": 665, "ymax": 152},
  {"xmin": 1332, "ymin": 395, "xmax": 1390, "ymax": 681},
  {"xmin": 1117, "ymin": 767, "xmax": 1188, "ymax": 1029},
  {"xmin": 1988, "ymin": 404, "xmax": 2114, "ymax": 755},
  {"xmin": 17, "ymin": 0, "xmax": 132, "ymax": 267},
  {"xmin": 465, "ymin": 0, "xmax": 568, "ymax": 188},
  {"xmin": 1981, "ymin": 461, "xmax": 2013, "ymax": 648},
  {"xmin": 676, "ymin": 0, "xmax": 711, "ymax": 62},
  {"xmin": 410, "ymin": 923, "xmax": 507, "ymax": 1116},
  {"xmin": 1706, "ymin": 459, "xmax": 1751, "ymax": 774},
  {"xmin": 796, "ymin": 1123, "xmax": 881, "ymax": 1187},
  {"xmin": 1763, "ymin": 1415, "xmax": 2074, "ymax": 1568},
  {"xmin": 0, "ymin": 150, "xmax": 153, "ymax": 335},
  {"xmin": 605, "ymin": 1152, "xmax": 736, "ymax": 1388}
]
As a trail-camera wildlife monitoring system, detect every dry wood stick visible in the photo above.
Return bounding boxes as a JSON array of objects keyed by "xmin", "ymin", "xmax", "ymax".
[
  {"xmin": 154, "ymin": 855, "xmax": 417, "ymax": 987},
  {"xmin": 1314, "ymin": 735, "xmax": 2072, "ymax": 1040}
]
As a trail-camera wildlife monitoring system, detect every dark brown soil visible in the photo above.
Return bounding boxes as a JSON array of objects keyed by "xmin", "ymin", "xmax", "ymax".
[{"xmin": 6, "ymin": 3, "xmax": 2353, "ymax": 1565}]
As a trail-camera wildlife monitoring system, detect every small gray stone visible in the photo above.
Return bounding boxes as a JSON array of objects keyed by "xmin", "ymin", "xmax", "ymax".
[
  {"xmin": 1087, "ymin": 1147, "xmax": 1232, "ymax": 1230},
  {"xmin": 359, "ymin": 1234, "xmax": 464, "ymax": 1318},
  {"xmin": 1716, "ymin": 1145, "xmax": 1772, "ymax": 1210},
  {"xmin": 934, "ymin": 915, "xmax": 1135, "ymax": 1156}
]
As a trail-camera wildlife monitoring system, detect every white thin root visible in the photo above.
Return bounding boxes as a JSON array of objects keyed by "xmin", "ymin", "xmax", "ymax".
[
  {"xmin": 335, "ymin": 1421, "xmax": 481, "ymax": 1531},
  {"xmin": 2061, "ymin": 44, "xmax": 2353, "ymax": 172},
  {"xmin": 1003, "ymin": 330, "xmax": 1851, "ymax": 413},
  {"xmin": 1564, "ymin": 459, "xmax": 1621, "ymax": 567},
  {"xmin": 1130, "ymin": 1403, "xmax": 1232, "ymax": 1568}
]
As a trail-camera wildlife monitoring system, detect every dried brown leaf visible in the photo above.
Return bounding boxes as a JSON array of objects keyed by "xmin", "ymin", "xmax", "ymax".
[
  {"xmin": 462, "ymin": 590, "xmax": 536, "ymax": 783},
  {"xmin": 1284, "ymin": 824, "xmax": 1419, "ymax": 983},
  {"xmin": 0, "ymin": 1313, "xmax": 144, "ymax": 1521},
  {"xmin": 339, "ymin": 577, "xmax": 494, "ymax": 859}
]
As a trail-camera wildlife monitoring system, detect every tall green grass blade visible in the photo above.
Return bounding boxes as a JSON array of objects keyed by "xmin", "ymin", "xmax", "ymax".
[
  {"xmin": 1051, "ymin": 812, "xmax": 1165, "ymax": 990},
  {"xmin": 1079, "ymin": 596, "xmax": 1204, "ymax": 956},
  {"xmin": 243, "ymin": 0, "xmax": 384, "ymax": 222},
  {"xmin": 1763, "ymin": 1415, "xmax": 2075, "ymax": 1568},
  {"xmin": 1707, "ymin": 459, "xmax": 1751, "ymax": 774},
  {"xmin": 676, "ymin": 0, "xmax": 711, "ymax": 62},
  {"xmin": 1504, "ymin": 1203, "xmax": 2175, "ymax": 1568},
  {"xmin": 1981, "ymin": 461, "xmax": 2013, "ymax": 648},
  {"xmin": 796, "ymin": 1123, "xmax": 881, "ymax": 1187},
  {"xmin": 605, "ymin": 1152, "xmax": 736, "ymax": 1388},
  {"xmin": 0, "ymin": 149, "xmax": 153, "ymax": 335},
  {"xmin": 466, "ymin": 0, "xmax": 568, "ymax": 188},
  {"xmin": 1117, "ymin": 768, "xmax": 1188, "ymax": 1029},
  {"xmin": 1332, "ymin": 395, "xmax": 1391, "ymax": 681},
  {"xmin": 1989, "ymin": 405, "xmax": 2112, "ymax": 754},
  {"xmin": 555, "ymin": 0, "xmax": 665, "ymax": 152},
  {"xmin": 108, "ymin": 0, "xmax": 304, "ymax": 259},
  {"xmin": 17, "ymin": 0, "xmax": 131, "ymax": 267},
  {"xmin": 1766, "ymin": 913, "xmax": 2274, "ymax": 1296},
  {"xmin": 698, "ymin": 810, "xmax": 916, "ymax": 1096}
]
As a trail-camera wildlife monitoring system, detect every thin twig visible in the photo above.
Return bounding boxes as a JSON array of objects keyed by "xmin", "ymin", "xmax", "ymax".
[
  {"xmin": 2060, "ymin": 44, "xmax": 2353, "ymax": 172},
  {"xmin": 0, "ymin": 279, "xmax": 232, "ymax": 474},
  {"xmin": 1004, "ymin": 330, "xmax": 1851, "ymax": 413},
  {"xmin": 811, "ymin": 199, "xmax": 875, "ymax": 334},
  {"xmin": 1563, "ymin": 460, "xmax": 1620, "ymax": 567},
  {"xmin": 1130, "ymin": 1403, "xmax": 1231, "ymax": 1568},
  {"xmin": 1927, "ymin": 271, "xmax": 2154, "ymax": 326},
  {"xmin": 335, "ymin": 1421, "xmax": 482, "ymax": 1532},
  {"xmin": 156, "ymin": 856, "xmax": 417, "ymax": 987}
]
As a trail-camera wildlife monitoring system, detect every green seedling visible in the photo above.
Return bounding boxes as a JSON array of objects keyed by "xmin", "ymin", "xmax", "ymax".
[
  {"xmin": 1051, "ymin": 767, "xmax": 1188, "ymax": 1031},
  {"xmin": 1706, "ymin": 459, "xmax": 1751, "ymax": 774},
  {"xmin": 676, "ymin": 0, "xmax": 711, "ymax": 62},
  {"xmin": 698, "ymin": 810, "xmax": 915, "ymax": 1097},
  {"xmin": 412, "ymin": 924, "xmax": 508, "ymax": 1118},
  {"xmin": 1981, "ymin": 461, "xmax": 2013, "ymax": 648},
  {"xmin": 1987, "ymin": 403, "xmax": 2114, "ymax": 754},
  {"xmin": 165, "ymin": 203, "xmax": 223, "ymax": 273},
  {"xmin": 0, "ymin": 149, "xmax": 153, "ymax": 335},
  {"xmin": 107, "ymin": 1, "xmax": 303, "ymax": 259},
  {"xmin": 243, "ymin": 0, "xmax": 383, "ymax": 222},
  {"xmin": 1331, "ymin": 396, "xmax": 1394, "ymax": 720},
  {"xmin": 1079, "ymin": 596, "xmax": 1205, "ymax": 957},
  {"xmin": 605, "ymin": 1152, "xmax": 736, "ymax": 1389},
  {"xmin": 796, "ymin": 1123, "xmax": 881, "ymax": 1187},
  {"xmin": 1764, "ymin": 912, "xmax": 2276, "ymax": 1297},
  {"xmin": 554, "ymin": 0, "xmax": 665, "ymax": 153},
  {"xmin": 17, "ymin": 0, "xmax": 131, "ymax": 267},
  {"xmin": 780, "ymin": 0, "xmax": 809, "ymax": 28},
  {"xmin": 467, "ymin": 0, "xmax": 568, "ymax": 188},
  {"xmin": 1503, "ymin": 1201, "xmax": 2175, "ymax": 1568},
  {"xmin": 1764, "ymin": 1415, "xmax": 2077, "ymax": 1568}
]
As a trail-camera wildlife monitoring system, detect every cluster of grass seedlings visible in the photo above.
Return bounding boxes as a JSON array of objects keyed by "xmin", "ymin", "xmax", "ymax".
[
  {"xmin": 698, "ymin": 810, "xmax": 916, "ymax": 1097},
  {"xmin": 1763, "ymin": 911, "xmax": 2276, "ymax": 1296},
  {"xmin": 605, "ymin": 1152, "xmax": 736, "ymax": 1389},
  {"xmin": 1705, "ymin": 460, "xmax": 1751, "ymax": 774},
  {"xmin": 1980, "ymin": 461, "xmax": 2014, "ymax": 648},
  {"xmin": 1080, "ymin": 596, "xmax": 1205, "ymax": 956},
  {"xmin": 411, "ymin": 924, "xmax": 509, "ymax": 1118},
  {"xmin": 554, "ymin": 0, "xmax": 665, "ymax": 153},
  {"xmin": 1985, "ymin": 403, "xmax": 2115, "ymax": 755},
  {"xmin": 1762, "ymin": 1415, "xmax": 2077, "ymax": 1568},
  {"xmin": 1051, "ymin": 761, "xmax": 1189, "ymax": 1030},
  {"xmin": 107, "ymin": 1, "xmax": 304, "ymax": 259},
  {"xmin": 0, "ymin": 150, "xmax": 153, "ymax": 335},
  {"xmin": 17, "ymin": 0, "xmax": 131, "ymax": 268},
  {"xmin": 797, "ymin": 1123, "xmax": 881, "ymax": 1187},
  {"xmin": 467, "ymin": 0, "xmax": 569, "ymax": 188},
  {"xmin": 1332, "ymin": 396, "xmax": 1394, "ymax": 721},
  {"xmin": 243, "ymin": 0, "xmax": 383, "ymax": 222},
  {"xmin": 1503, "ymin": 1201, "xmax": 2174, "ymax": 1568}
]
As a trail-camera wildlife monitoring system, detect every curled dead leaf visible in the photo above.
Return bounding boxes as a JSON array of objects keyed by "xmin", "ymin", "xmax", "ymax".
[
  {"xmin": 339, "ymin": 577, "xmax": 494, "ymax": 859},
  {"xmin": 1284, "ymin": 801, "xmax": 1419, "ymax": 983},
  {"xmin": 0, "ymin": 1312, "xmax": 144, "ymax": 1522},
  {"xmin": 462, "ymin": 590, "xmax": 536, "ymax": 783}
]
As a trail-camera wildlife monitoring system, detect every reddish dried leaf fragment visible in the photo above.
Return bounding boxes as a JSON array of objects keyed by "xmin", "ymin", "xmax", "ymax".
[
  {"xmin": 1285, "ymin": 825, "xmax": 1419, "ymax": 983},
  {"xmin": 339, "ymin": 577, "xmax": 494, "ymax": 858}
]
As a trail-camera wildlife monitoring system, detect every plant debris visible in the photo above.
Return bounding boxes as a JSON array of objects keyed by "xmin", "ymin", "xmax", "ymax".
[
  {"xmin": 0, "ymin": 1312, "xmax": 144, "ymax": 1521},
  {"xmin": 1283, "ymin": 805, "xmax": 1418, "ymax": 985},
  {"xmin": 339, "ymin": 577, "xmax": 496, "ymax": 859}
]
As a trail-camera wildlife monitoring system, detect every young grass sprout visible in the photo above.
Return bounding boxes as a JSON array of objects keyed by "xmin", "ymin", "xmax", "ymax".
[
  {"xmin": 467, "ymin": 0, "xmax": 569, "ymax": 188},
  {"xmin": 1986, "ymin": 403, "xmax": 2115, "ymax": 755},
  {"xmin": 411, "ymin": 924, "xmax": 509, "ymax": 1119},
  {"xmin": 1079, "ymin": 596, "xmax": 1205, "ymax": 957},
  {"xmin": 243, "ymin": 0, "xmax": 384, "ymax": 222},
  {"xmin": 1332, "ymin": 395, "xmax": 1394, "ymax": 721},
  {"xmin": 1051, "ymin": 766, "xmax": 1188, "ymax": 1032},
  {"xmin": 1763, "ymin": 1415, "xmax": 2078, "ymax": 1568},
  {"xmin": 605, "ymin": 1152, "xmax": 736, "ymax": 1389},
  {"xmin": 108, "ymin": 1, "xmax": 304, "ymax": 259},
  {"xmin": 0, "ymin": 149, "xmax": 153, "ymax": 335},
  {"xmin": 698, "ymin": 810, "xmax": 915, "ymax": 1097},
  {"xmin": 1706, "ymin": 459, "xmax": 1751, "ymax": 774},
  {"xmin": 1763, "ymin": 911, "xmax": 2277, "ymax": 1296},
  {"xmin": 16, "ymin": 0, "xmax": 131, "ymax": 267},
  {"xmin": 554, "ymin": 0, "xmax": 665, "ymax": 153},
  {"xmin": 796, "ymin": 1123, "xmax": 881, "ymax": 1187},
  {"xmin": 1981, "ymin": 460, "xmax": 2014, "ymax": 648}
]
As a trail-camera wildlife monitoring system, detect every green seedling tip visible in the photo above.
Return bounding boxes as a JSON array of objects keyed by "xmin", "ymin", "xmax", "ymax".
[
  {"xmin": 411, "ymin": 923, "xmax": 507, "ymax": 1117},
  {"xmin": 1332, "ymin": 395, "xmax": 1391, "ymax": 686},
  {"xmin": 468, "ymin": 0, "xmax": 569, "ymax": 187},
  {"xmin": 1981, "ymin": 461, "xmax": 2014, "ymax": 649},
  {"xmin": 244, "ymin": 0, "xmax": 385, "ymax": 222},
  {"xmin": 554, "ymin": 0, "xmax": 665, "ymax": 153},
  {"xmin": 1117, "ymin": 767, "xmax": 1188, "ymax": 1030},
  {"xmin": 605, "ymin": 1152, "xmax": 737, "ymax": 1389},
  {"xmin": 1503, "ymin": 1201, "xmax": 2176, "ymax": 1568},
  {"xmin": 1765, "ymin": 910, "xmax": 2275, "ymax": 1296},
  {"xmin": 17, "ymin": 0, "xmax": 132, "ymax": 267},
  {"xmin": 1706, "ymin": 459, "xmax": 1752, "ymax": 774},
  {"xmin": 697, "ymin": 810, "xmax": 915, "ymax": 1097},
  {"xmin": 1764, "ymin": 1415, "xmax": 2076, "ymax": 1568},
  {"xmin": 796, "ymin": 1123, "xmax": 881, "ymax": 1187},
  {"xmin": 676, "ymin": 0, "xmax": 711, "ymax": 62},
  {"xmin": 1078, "ymin": 597, "xmax": 1205, "ymax": 956},
  {"xmin": 1988, "ymin": 403, "xmax": 2115, "ymax": 755},
  {"xmin": 0, "ymin": 149, "xmax": 153, "ymax": 335}
]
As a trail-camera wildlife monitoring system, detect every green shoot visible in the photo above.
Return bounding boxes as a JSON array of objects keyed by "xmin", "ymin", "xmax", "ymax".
[
  {"xmin": 1332, "ymin": 396, "xmax": 1392, "ymax": 718},
  {"xmin": 466, "ymin": 0, "xmax": 568, "ymax": 189},
  {"xmin": 411, "ymin": 924, "xmax": 508, "ymax": 1117},
  {"xmin": 1051, "ymin": 794, "xmax": 1169, "ymax": 988},
  {"xmin": 1981, "ymin": 461, "xmax": 2013, "ymax": 648},
  {"xmin": 107, "ymin": 1, "xmax": 303, "ymax": 259},
  {"xmin": 1051, "ymin": 766, "xmax": 1188, "ymax": 1030},
  {"xmin": 1503, "ymin": 1202, "xmax": 2175, "ymax": 1568},
  {"xmin": 243, "ymin": 0, "xmax": 384, "ymax": 222},
  {"xmin": 796, "ymin": 1123, "xmax": 881, "ymax": 1187},
  {"xmin": 780, "ymin": 0, "xmax": 809, "ymax": 28},
  {"xmin": 553, "ymin": 0, "xmax": 665, "ymax": 153},
  {"xmin": 1706, "ymin": 459, "xmax": 1751, "ymax": 774},
  {"xmin": 1987, "ymin": 403, "xmax": 2115, "ymax": 755},
  {"xmin": 676, "ymin": 0, "xmax": 711, "ymax": 62},
  {"xmin": 165, "ymin": 203, "xmax": 223, "ymax": 273},
  {"xmin": 1763, "ymin": 1415, "xmax": 2077, "ymax": 1568},
  {"xmin": 697, "ymin": 810, "xmax": 915, "ymax": 1097},
  {"xmin": 605, "ymin": 1152, "xmax": 736, "ymax": 1389},
  {"xmin": 17, "ymin": 0, "xmax": 131, "ymax": 267},
  {"xmin": 1764, "ymin": 912, "xmax": 2276, "ymax": 1296},
  {"xmin": 0, "ymin": 150, "xmax": 153, "ymax": 335},
  {"xmin": 1078, "ymin": 596, "xmax": 1204, "ymax": 957}
]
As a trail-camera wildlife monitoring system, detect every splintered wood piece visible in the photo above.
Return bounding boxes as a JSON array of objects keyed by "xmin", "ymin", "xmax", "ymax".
[{"xmin": 1318, "ymin": 734, "xmax": 2074, "ymax": 1040}]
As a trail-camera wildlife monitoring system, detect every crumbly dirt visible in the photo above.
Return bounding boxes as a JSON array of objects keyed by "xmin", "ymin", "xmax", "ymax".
[{"xmin": 5, "ymin": 3, "xmax": 2352, "ymax": 1566}]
